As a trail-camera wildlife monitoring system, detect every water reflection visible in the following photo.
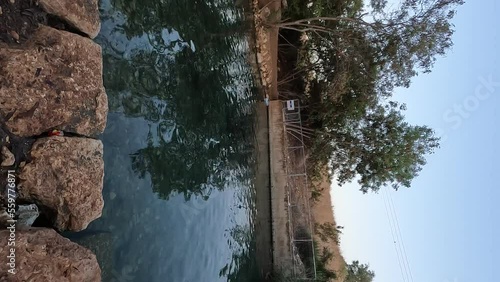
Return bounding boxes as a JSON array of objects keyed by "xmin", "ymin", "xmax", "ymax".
[
  {"xmin": 71, "ymin": 0, "xmax": 263, "ymax": 281},
  {"xmin": 100, "ymin": 0, "xmax": 256, "ymax": 201}
]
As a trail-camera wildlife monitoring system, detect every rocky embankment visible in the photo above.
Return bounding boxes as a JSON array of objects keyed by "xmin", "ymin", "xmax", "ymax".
[{"xmin": 0, "ymin": 0, "xmax": 106, "ymax": 281}]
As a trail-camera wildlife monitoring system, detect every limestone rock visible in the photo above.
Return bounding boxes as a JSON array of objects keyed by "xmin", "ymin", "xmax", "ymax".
[
  {"xmin": 39, "ymin": 0, "xmax": 101, "ymax": 38},
  {"xmin": 18, "ymin": 136, "xmax": 104, "ymax": 231},
  {"xmin": 0, "ymin": 25, "xmax": 108, "ymax": 137},
  {"xmin": 0, "ymin": 228, "xmax": 101, "ymax": 282},
  {"xmin": 1, "ymin": 146, "xmax": 15, "ymax": 166}
]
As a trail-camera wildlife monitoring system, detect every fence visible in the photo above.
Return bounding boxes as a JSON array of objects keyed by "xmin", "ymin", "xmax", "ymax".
[{"xmin": 281, "ymin": 99, "xmax": 317, "ymax": 280}]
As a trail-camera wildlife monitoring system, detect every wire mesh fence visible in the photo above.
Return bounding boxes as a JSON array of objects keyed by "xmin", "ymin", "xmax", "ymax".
[{"xmin": 281, "ymin": 99, "xmax": 317, "ymax": 280}]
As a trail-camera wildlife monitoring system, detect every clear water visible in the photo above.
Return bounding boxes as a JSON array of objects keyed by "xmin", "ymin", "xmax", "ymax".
[{"xmin": 71, "ymin": 0, "xmax": 262, "ymax": 281}]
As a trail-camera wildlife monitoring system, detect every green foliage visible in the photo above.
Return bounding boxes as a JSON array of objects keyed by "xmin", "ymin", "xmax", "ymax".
[
  {"xmin": 315, "ymin": 223, "xmax": 342, "ymax": 245},
  {"xmin": 277, "ymin": 0, "xmax": 460, "ymax": 192},
  {"xmin": 314, "ymin": 243, "xmax": 338, "ymax": 281},
  {"xmin": 310, "ymin": 187, "xmax": 323, "ymax": 202},
  {"xmin": 285, "ymin": 0, "xmax": 363, "ymax": 19},
  {"xmin": 312, "ymin": 101, "xmax": 440, "ymax": 192},
  {"xmin": 281, "ymin": 0, "xmax": 464, "ymax": 96},
  {"xmin": 345, "ymin": 260, "xmax": 375, "ymax": 282}
]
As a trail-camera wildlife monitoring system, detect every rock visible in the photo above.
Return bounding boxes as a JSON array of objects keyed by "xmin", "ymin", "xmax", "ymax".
[
  {"xmin": 16, "ymin": 204, "xmax": 40, "ymax": 227},
  {"xmin": 0, "ymin": 228, "xmax": 101, "ymax": 281},
  {"xmin": 0, "ymin": 26, "xmax": 108, "ymax": 138},
  {"xmin": 1, "ymin": 146, "xmax": 15, "ymax": 166},
  {"xmin": 18, "ymin": 136, "xmax": 104, "ymax": 231},
  {"xmin": 38, "ymin": 0, "xmax": 101, "ymax": 39}
]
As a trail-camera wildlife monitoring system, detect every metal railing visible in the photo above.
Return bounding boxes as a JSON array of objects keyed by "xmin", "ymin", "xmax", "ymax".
[{"xmin": 281, "ymin": 99, "xmax": 317, "ymax": 280}]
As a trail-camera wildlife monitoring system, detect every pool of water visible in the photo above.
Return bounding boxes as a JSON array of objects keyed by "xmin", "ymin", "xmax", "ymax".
[{"xmin": 71, "ymin": 0, "xmax": 263, "ymax": 281}]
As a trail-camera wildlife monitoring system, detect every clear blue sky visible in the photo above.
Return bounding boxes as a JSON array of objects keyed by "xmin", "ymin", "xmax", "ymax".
[{"xmin": 332, "ymin": 1, "xmax": 499, "ymax": 282}]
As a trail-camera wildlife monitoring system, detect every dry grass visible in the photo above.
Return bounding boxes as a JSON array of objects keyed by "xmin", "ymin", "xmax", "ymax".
[
  {"xmin": 311, "ymin": 172, "xmax": 347, "ymax": 281},
  {"xmin": 282, "ymin": 131, "xmax": 346, "ymax": 281}
]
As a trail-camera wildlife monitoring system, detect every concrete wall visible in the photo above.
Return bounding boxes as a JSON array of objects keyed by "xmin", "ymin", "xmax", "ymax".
[
  {"xmin": 268, "ymin": 101, "xmax": 292, "ymax": 273},
  {"xmin": 254, "ymin": 103, "xmax": 273, "ymax": 279}
]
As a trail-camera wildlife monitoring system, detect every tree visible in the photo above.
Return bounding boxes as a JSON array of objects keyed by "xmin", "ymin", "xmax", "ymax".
[
  {"xmin": 271, "ymin": 1, "xmax": 457, "ymax": 192},
  {"xmin": 273, "ymin": 0, "xmax": 464, "ymax": 96},
  {"xmin": 345, "ymin": 260, "xmax": 375, "ymax": 282},
  {"xmin": 327, "ymin": 101, "xmax": 440, "ymax": 192}
]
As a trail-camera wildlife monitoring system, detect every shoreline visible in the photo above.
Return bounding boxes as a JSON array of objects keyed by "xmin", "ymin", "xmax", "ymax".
[
  {"xmin": 248, "ymin": 0, "xmax": 295, "ymax": 277},
  {"xmin": 248, "ymin": 0, "xmax": 347, "ymax": 279},
  {"xmin": 0, "ymin": 0, "xmax": 107, "ymax": 280}
]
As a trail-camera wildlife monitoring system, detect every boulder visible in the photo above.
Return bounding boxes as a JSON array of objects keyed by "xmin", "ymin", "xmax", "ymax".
[
  {"xmin": 18, "ymin": 136, "xmax": 104, "ymax": 231},
  {"xmin": 38, "ymin": 0, "xmax": 101, "ymax": 38},
  {"xmin": 0, "ymin": 25, "xmax": 107, "ymax": 138},
  {"xmin": 0, "ymin": 228, "xmax": 101, "ymax": 282}
]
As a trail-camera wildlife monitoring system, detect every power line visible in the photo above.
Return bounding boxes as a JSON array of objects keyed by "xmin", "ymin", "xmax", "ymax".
[
  {"xmin": 382, "ymin": 187, "xmax": 411, "ymax": 282},
  {"xmin": 384, "ymin": 186, "xmax": 415, "ymax": 282},
  {"xmin": 383, "ymin": 186, "xmax": 413, "ymax": 282},
  {"xmin": 381, "ymin": 186, "xmax": 409, "ymax": 282}
]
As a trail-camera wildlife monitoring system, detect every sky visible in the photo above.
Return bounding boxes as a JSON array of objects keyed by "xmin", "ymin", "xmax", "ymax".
[{"xmin": 331, "ymin": 1, "xmax": 499, "ymax": 282}]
